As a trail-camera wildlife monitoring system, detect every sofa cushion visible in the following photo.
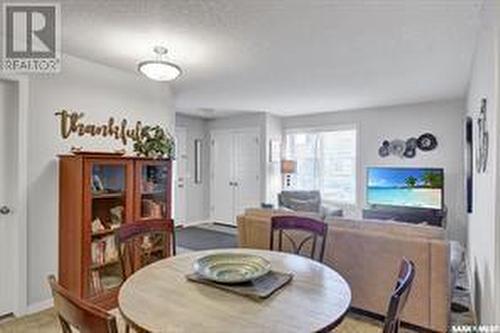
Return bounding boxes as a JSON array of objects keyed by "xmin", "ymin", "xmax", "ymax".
[
  {"xmin": 244, "ymin": 208, "xmax": 323, "ymax": 221},
  {"xmin": 326, "ymin": 217, "xmax": 445, "ymax": 240}
]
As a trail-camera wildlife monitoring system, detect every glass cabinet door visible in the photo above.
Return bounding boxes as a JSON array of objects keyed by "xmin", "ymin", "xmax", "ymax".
[
  {"xmin": 87, "ymin": 162, "xmax": 128, "ymax": 297},
  {"xmin": 137, "ymin": 162, "xmax": 169, "ymax": 220}
]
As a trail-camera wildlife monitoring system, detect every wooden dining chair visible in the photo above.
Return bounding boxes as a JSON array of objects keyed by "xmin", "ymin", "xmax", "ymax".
[
  {"xmin": 115, "ymin": 219, "xmax": 175, "ymax": 279},
  {"xmin": 382, "ymin": 259, "xmax": 416, "ymax": 333},
  {"xmin": 270, "ymin": 215, "xmax": 328, "ymax": 262},
  {"xmin": 48, "ymin": 275, "xmax": 118, "ymax": 333}
]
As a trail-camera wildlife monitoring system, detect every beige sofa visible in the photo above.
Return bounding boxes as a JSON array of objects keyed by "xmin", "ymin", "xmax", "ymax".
[{"xmin": 237, "ymin": 208, "xmax": 451, "ymax": 332}]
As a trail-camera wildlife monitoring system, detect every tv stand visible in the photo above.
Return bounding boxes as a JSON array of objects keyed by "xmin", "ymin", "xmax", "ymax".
[{"xmin": 362, "ymin": 205, "xmax": 446, "ymax": 227}]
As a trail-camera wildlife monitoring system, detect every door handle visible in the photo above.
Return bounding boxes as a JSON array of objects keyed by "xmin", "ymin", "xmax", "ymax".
[{"xmin": 0, "ymin": 206, "xmax": 11, "ymax": 215}]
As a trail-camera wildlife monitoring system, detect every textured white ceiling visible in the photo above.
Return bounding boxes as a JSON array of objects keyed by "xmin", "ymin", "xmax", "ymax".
[{"xmin": 58, "ymin": 0, "xmax": 483, "ymax": 116}]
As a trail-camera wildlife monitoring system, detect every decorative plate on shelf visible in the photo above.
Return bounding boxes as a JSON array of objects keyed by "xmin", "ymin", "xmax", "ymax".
[{"xmin": 193, "ymin": 253, "xmax": 271, "ymax": 284}]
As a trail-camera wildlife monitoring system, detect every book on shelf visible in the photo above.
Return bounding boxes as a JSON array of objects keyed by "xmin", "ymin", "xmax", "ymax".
[
  {"xmin": 141, "ymin": 199, "xmax": 165, "ymax": 218},
  {"xmin": 91, "ymin": 235, "xmax": 118, "ymax": 266},
  {"xmin": 90, "ymin": 271, "xmax": 103, "ymax": 294}
]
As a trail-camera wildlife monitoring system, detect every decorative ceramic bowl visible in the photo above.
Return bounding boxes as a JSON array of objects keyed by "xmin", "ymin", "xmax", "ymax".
[{"xmin": 193, "ymin": 253, "xmax": 271, "ymax": 284}]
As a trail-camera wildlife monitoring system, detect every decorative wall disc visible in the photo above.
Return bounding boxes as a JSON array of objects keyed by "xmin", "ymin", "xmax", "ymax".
[
  {"xmin": 378, "ymin": 133, "xmax": 438, "ymax": 159},
  {"xmin": 403, "ymin": 147, "xmax": 416, "ymax": 158},
  {"xmin": 405, "ymin": 137, "xmax": 418, "ymax": 150},
  {"xmin": 416, "ymin": 133, "xmax": 438, "ymax": 151},
  {"xmin": 389, "ymin": 140, "xmax": 406, "ymax": 157},
  {"xmin": 378, "ymin": 146, "xmax": 390, "ymax": 157}
]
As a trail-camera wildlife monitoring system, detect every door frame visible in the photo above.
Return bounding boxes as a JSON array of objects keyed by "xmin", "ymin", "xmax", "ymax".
[
  {"xmin": 0, "ymin": 74, "xmax": 29, "ymax": 316},
  {"xmin": 173, "ymin": 126, "xmax": 188, "ymax": 225},
  {"xmin": 209, "ymin": 127, "xmax": 260, "ymax": 224}
]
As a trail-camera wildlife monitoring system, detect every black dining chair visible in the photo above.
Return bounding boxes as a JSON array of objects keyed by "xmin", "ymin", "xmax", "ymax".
[
  {"xmin": 383, "ymin": 258, "xmax": 416, "ymax": 333},
  {"xmin": 270, "ymin": 215, "xmax": 328, "ymax": 262},
  {"xmin": 115, "ymin": 219, "xmax": 175, "ymax": 279}
]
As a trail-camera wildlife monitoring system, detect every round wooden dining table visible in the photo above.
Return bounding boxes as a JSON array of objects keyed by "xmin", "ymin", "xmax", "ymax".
[{"xmin": 118, "ymin": 248, "xmax": 351, "ymax": 333}]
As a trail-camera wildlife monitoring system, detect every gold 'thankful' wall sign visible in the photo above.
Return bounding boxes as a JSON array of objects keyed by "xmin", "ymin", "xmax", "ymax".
[{"xmin": 55, "ymin": 109, "xmax": 151, "ymax": 145}]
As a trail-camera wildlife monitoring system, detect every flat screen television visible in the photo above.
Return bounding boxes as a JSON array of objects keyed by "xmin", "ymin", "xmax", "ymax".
[{"xmin": 367, "ymin": 167, "xmax": 444, "ymax": 210}]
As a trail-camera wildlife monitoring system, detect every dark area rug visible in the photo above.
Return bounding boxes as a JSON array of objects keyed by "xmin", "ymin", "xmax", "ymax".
[{"xmin": 176, "ymin": 226, "xmax": 237, "ymax": 251}]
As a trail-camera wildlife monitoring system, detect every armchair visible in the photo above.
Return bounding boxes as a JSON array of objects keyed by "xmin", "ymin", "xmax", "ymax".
[{"xmin": 278, "ymin": 190, "xmax": 343, "ymax": 218}]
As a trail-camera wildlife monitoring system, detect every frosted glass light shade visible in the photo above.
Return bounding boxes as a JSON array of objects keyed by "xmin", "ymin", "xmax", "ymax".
[{"xmin": 138, "ymin": 60, "xmax": 181, "ymax": 81}]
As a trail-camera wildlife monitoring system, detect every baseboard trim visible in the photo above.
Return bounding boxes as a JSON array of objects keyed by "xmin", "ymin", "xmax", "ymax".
[
  {"xmin": 213, "ymin": 222, "xmax": 236, "ymax": 228},
  {"xmin": 178, "ymin": 220, "xmax": 212, "ymax": 227},
  {"xmin": 24, "ymin": 298, "xmax": 53, "ymax": 315}
]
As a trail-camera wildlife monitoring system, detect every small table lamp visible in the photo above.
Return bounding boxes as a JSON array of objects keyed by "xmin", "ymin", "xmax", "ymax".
[{"xmin": 281, "ymin": 160, "xmax": 297, "ymax": 188}]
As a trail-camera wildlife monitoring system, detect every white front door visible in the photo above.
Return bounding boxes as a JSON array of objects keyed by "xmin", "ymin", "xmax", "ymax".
[
  {"xmin": 0, "ymin": 80, "xmax": 17, "ymax": 316},
  {"xmin": 211, "ymin": 131, "xmax": 235, "ymax": 224},
  {"xmin": 174, "ymin": 127, "xmax": 187, "ymax": 226},
  {"xmin": 234, "ymin": 131, "xmax": 261, "ymax": 217}
]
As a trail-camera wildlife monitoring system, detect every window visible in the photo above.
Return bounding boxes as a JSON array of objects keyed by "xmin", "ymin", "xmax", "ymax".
[{"xmin": 285, "ymin": 128, "xmax": 357, "ymax": 204}]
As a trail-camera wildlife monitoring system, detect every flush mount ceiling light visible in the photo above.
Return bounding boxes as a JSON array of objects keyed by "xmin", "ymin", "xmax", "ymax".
[{"xmin": 138, "ymin": 46, "xmax": 182, "ymax": 81}]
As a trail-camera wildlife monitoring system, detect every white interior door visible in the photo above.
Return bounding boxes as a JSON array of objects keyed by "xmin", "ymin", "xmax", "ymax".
[
  {"xmin": 234, "ymin": 130, "xmax": 261, "ymax": 217},
  {"xmin": 211, "ymin": 131, "xmax": 234, "ymax": 224},
  {"xmin": 211, "ymin": 128, "xmax": 261, "ymax": 226},
  {"xmin": 0, "ymin": 80, "xmax": 17, "ymax": 316},
  {"xmin": 174, "ymin": 127, "xmax": 187, "ymax": 226}
]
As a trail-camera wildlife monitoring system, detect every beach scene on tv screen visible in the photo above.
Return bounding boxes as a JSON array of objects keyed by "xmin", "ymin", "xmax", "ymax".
[{"xmin": 367, "ymin": 168, "xmax": 443, "ymax": 209}]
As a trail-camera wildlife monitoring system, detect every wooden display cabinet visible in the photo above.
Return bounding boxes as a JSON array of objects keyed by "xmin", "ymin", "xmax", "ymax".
[{"xmin": 58, "ymin": 153, "xmax": 172, "ymax": 309}]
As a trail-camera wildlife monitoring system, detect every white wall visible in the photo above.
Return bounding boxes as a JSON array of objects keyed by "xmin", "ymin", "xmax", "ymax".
[
  {"xmin": 27, "ymin": 55, "xmax": 174, "ymax": 306},
  {"xmin": 466, "ymin": 1, "xmax": 500, "ymax": 323},
  {"xmin": 282, "ymin": 100, "xmax": 466, "ymax": 243},
  {"xmin": 175, "ymin": 114, "xmax": 210, "ymax": 223}
]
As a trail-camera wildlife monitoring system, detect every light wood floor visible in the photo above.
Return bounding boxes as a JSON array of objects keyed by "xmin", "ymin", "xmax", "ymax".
[{"xmin": 0, "ymin": 308, "xmax": 415, "ymax": 333}]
